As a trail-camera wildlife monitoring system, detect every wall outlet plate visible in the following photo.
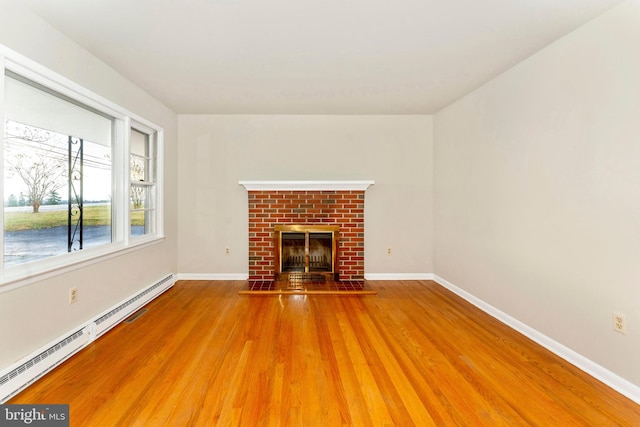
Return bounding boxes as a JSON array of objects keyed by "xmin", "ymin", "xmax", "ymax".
[
  {"xmin": 613, "ymin": 312, "xmax": 626, "ymax": 335},
  {"xmin": 69, "ymin": 287, "xmax": 78, "ymax": 304}
]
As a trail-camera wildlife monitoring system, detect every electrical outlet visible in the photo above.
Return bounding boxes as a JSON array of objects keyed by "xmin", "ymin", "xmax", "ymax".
[
  {"xmin": 613, "ymin": 312, "xmax": 626, "ymax": 335},
  {"xmin": 387, "ymin": 247, "xmax": 392, "ymax": 255},
  {"xmin": 69, "ymin": 287, "xmax": 78, "ymax": 304},
  {"xmin": 225, "ymin": 247, "xmax": 230, "ymax": 256}
]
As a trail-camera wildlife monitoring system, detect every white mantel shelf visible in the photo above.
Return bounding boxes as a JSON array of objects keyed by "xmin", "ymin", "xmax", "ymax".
[{"xmin": 239, "ymin": 180, "xmax": 375, "ymax": 191}]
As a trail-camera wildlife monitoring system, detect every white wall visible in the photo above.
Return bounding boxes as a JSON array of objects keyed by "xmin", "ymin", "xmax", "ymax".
[
  {"xmin": 177, "ymin": 115, "xmax": 433, "ymax": 278},
  {"xmin": 0, "ymin": 2, "xmax": 178, "ymax": 367},
  {"xmin": 434, "ymin": 0, "xmax": 640, "ymax": 386}
]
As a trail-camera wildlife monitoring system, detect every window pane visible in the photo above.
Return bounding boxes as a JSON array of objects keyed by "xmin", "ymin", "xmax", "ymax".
[
  {"xmin": 80, "ymin": 140, "xmax": 113, "ymax": 249},
  {"xmin": 130, "ymin": 129, "xmax": 148, "ymax": 182},
  {"xmin": 130, "ymin": 185, "xmax": 153, "ymax": 236},
  {"xmin": 130, "ymin": 185, "xmax": 147, "ymax": 210},
  {"xmin": 130, "ymin": 128, "xmax": 147, "ymax": 157},
  {"xmin": 4, "ymin": 73, "xmax": 113, "ymax": 266}
]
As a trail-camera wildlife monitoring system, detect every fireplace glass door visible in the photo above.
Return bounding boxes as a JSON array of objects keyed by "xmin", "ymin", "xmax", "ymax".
[
  {"xmin": 308, "ymin": 233, "xmax": 332, "ymax": 271},
  {"xmin": 281, "ymin": 232, "xmax": 306, "ymax": 272},
  {"xmin": 280, "ymin": 231, "xmax": 334, "ymax": 273}
]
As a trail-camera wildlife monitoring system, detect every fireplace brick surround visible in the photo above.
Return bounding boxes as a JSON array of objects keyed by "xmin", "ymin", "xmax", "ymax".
[{"xmin": 247, "ymin": 190, "xmax": 366, "ymax": 281}]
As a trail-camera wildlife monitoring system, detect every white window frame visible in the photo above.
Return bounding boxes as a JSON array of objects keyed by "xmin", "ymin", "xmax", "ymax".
[{"xmin": 0, "ymin": 44, "xmax": 164, "ymax": 290}]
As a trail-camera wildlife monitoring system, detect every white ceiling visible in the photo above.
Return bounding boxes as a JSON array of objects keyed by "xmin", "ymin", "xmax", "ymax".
[{"xmin": 22, "ymin": 0, "xmax": 623, "ymax": 114}]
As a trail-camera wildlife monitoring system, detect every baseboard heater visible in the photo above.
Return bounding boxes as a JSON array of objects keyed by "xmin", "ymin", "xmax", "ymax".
[{"xmin": 0, "ymin": 273, "xmax": 175, "ymax": 403}]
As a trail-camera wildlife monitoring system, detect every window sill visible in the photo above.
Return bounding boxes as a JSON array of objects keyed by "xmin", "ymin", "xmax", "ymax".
[{"xmin": 0, "ymin": 235, "xmax": 166, "ymax": 294}]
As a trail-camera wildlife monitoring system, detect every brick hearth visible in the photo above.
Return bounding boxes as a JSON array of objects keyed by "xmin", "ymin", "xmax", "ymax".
[{"xmin": 247, "ymin": 190, "xmax": 365, "ymax": 281}]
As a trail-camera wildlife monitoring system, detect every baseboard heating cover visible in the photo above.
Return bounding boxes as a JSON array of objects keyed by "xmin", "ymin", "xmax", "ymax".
[{"xmin": 0, "ymin": 273, "xmax": 175, "ymax": 403}]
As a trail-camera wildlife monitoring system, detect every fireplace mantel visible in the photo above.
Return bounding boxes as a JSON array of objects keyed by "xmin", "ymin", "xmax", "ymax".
[{"xmin": 239, "ymin": 180, "xmax": 374, "ymax": 191}]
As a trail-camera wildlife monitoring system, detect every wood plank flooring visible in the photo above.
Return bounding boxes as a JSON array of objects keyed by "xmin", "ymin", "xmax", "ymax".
[{"xmin": 9, "ymin": 280, "xmax": 640, "ymax": 426}]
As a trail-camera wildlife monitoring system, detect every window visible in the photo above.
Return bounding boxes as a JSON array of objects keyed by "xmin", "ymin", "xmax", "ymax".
[
  {"xmin": 3, "ymin": 72, "xmax": 114, "ymax": 266},
  {"xmin": 130, "ymin": 127, "xmax": 157, "ymax": 237},
  {"xmin": 0, "ymin": 53, "xmax": 163, "ymax": 284}
]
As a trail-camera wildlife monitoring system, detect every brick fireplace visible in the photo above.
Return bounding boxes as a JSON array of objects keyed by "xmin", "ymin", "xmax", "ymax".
[{"xmin": 240, "ymin": 181, "xmax": 374, "ymax": 281}]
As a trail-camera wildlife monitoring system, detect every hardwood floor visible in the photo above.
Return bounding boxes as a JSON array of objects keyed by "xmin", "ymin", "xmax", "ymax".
[{"xmin": 10, "ymin": 280, "xmax": 640, "ymax": 426}]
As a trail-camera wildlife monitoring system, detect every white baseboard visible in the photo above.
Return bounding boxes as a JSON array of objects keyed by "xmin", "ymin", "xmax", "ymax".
[
  {"xmin": 433, "ymin": 274, "xmax": 640, "ymax": 405},
  {"xmin": 364, "ymin": 273, "xmax": 434, "ymax": 280},
  {"xmin": 176, "ymin": 273, "xmax": 248, "ymax": 281},
  {"xmin": 0, "ymin": 274, "xmax": 175, "ymax": 403}
]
